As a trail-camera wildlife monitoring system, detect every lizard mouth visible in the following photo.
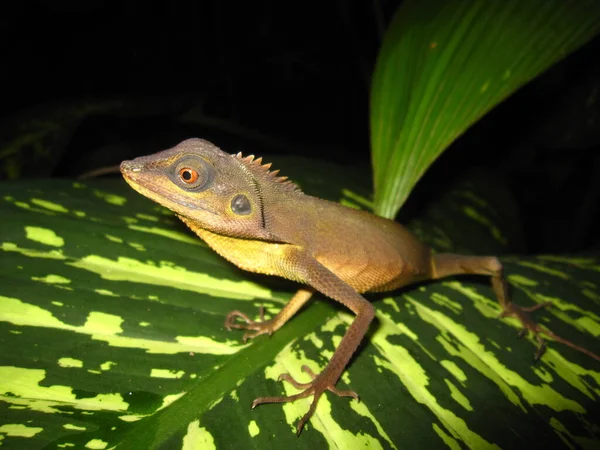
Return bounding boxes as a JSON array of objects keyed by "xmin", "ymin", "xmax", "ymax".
[
  {"xmin": 120, "ymin": 160, "xmax": 218, "ymax": 217},
  {"xmin": 120, "ymin": 161, "xmax": 147, "ymax": 196},
  {"xmin": 119, "ymin": 160, "xmax": 145, "ymax": 184}
]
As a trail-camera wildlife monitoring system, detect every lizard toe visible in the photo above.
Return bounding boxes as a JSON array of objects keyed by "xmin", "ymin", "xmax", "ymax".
[{"xmin": 252, "ymin": 367, "xmax": 358, "ymax": 434}]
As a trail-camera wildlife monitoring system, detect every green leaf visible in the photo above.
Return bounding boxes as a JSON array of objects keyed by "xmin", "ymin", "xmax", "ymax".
[
  {"xmin": 0, "ymin": 163, "xmax": 598, "ymax": 448},
  {"xmin": 371, "ymin": 0, "xmax": 600, "ymax": 218},
  {"xmin": 407, "ymin": 168, "xmax": 526, "ymax": 255}
]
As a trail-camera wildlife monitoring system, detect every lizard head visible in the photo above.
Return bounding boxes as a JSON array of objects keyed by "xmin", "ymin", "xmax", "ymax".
[{"xmin": 120, "ymin": 138, "xmax": 299, "ymax": 241}]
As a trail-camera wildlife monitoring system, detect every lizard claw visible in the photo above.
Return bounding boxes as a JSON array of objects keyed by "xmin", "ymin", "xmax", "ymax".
[
  {"xmin": 500, "ymin": 301, "xmax": 552, "ymax": 360},
  {"xmin": 224, "ymin": 306, "xmax": 274, "ymax": 341},
  {"xmin": 252, "ymin": 365, "xmax": 358, "ymax": 435},
  {"xmin": 225, "ymin": 306, "xmax": 266, "ymax": 330},
  {"xmin": 500, "ymin": 301, "xmax": 600, "ymax": 362},
  {"xmin": 534, "ymin": 335, "xmax": 548, "ymax": 360}
]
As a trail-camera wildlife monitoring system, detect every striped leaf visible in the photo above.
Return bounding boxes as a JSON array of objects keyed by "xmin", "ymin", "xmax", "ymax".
[{"xmin": 0, "ymin": 165, "xmax": 598, "ymax": 448}]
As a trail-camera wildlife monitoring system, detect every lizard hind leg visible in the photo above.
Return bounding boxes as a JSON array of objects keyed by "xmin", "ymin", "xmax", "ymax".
[{"xmin": 431, "ymin": 254, "xmax": 600, "ymax": 361}]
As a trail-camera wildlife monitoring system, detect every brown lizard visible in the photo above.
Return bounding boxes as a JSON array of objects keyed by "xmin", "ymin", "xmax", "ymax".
[{"xmin": 120, "ymin": 138, "xmax": 599, "ymax": 435}]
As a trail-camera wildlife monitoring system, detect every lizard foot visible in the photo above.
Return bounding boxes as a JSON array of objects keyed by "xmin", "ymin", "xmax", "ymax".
[
  {"xmin": 224, "ymin": 306, "xmax": 274, "ymax": 342},
  {"xmin": 252, "ymin": 365, "xmax": 358, "ymax": 435},
  {"xmin": 499, "ymin": 301, "xmax": 553, "ymax": 359},
  {"xmin": 500, "ymin": 301, "xmax": 600, "ymax": 362}
]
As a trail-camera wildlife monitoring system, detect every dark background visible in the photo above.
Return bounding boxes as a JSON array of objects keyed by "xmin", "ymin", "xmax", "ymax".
[{"xmin": 1, "ymin": 0, "xmax": 599, "ymax": 253}]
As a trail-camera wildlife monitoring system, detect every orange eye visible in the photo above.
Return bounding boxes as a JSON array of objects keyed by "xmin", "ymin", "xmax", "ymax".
[
  {"xmin": 172, "ymin": 156, "xmax": 214, "ymax": 191},
  {"xmin": 178, "ymin": 167, "xmax": 199, "ymax": 184}
]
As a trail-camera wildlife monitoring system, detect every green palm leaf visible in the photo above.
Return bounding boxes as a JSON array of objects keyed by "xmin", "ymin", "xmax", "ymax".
[{"xmin": 371, "ymin": 0, "xmax": 600, "ymax": 218}]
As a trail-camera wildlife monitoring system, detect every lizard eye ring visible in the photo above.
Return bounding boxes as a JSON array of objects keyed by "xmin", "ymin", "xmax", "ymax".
[{"xmin": 171, "ymin": 156, "xmax": 214, "ymax": 191}]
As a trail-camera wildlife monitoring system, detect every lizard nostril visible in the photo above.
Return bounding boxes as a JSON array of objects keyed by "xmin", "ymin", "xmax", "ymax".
[{"xmin": 120, "ymin": 161, "xmax": 142, "ymax": 173}]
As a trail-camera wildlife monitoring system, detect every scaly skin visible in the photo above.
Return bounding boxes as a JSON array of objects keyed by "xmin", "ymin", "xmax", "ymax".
[{"xmin": 121, "ymin": 138, "xmax": 599, "ymax": 435}]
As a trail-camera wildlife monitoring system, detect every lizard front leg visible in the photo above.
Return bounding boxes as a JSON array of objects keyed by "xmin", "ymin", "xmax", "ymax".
[
  {"xmin": 251, "ymin": 257, "xmax": 375, "ymax": 435},
  {"xmin": 225, "ymin": 288, "xmax": 314, "ymax": 341},
  {"xmin": 432, "ymin": 254, "xmax": 600, "ymax": 361}
]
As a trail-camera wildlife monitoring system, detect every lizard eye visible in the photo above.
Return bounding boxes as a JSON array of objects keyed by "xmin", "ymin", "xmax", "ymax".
[
  {"xmin": 231, "ymin": 194, "xmax": 252, "ymax": 215},
  {"xmin": 172, "ymin": 156, "xmax": 213, "ymax": 191},
  {"xmin": 179, "ymin": 167, "xmax": 198, "ymax": 184}
]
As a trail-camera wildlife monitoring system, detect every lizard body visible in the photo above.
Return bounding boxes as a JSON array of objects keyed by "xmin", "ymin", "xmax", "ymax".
[{"xmin": 121, "ymin": 138, "xmax": 599, "ymax": 435}]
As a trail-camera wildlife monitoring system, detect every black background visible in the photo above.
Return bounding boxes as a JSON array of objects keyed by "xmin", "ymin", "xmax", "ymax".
[{"xmin": 1, "ymin": 0, "xmax": 599, "ymax": 253}]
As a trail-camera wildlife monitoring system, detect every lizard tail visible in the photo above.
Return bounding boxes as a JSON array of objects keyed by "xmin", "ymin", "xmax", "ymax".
[{"xmin": 542, "ymin": 328, "xmax": 600, "ymax": 362}]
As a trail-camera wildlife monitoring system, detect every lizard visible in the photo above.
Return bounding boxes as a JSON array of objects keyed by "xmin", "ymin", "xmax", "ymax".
[{"xmin": 120, "ymin": 138, "xmax": 600, "ymax": 435}]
